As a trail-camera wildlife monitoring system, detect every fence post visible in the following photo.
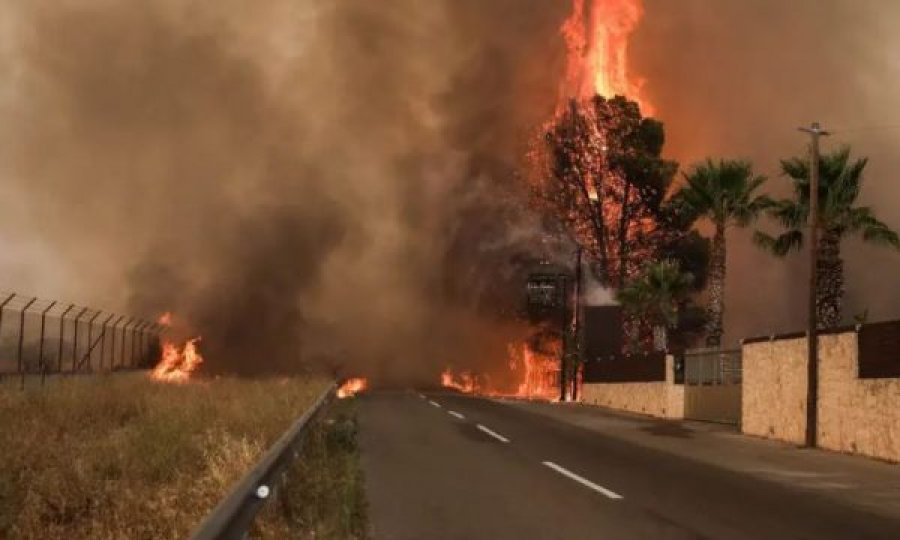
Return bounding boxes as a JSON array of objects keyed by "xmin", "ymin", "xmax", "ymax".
[
  {"xmin": 98, "ymin": 313, "xmax": 115, "ymax": 371},
  {"xmin": 120, "ymin": 318, "xmax": 134, "ymax": 370},
  {"xmin": 38, "ymin": 301, "xmax": 57, "ymax": 386},
  {"xmin": 0, "ymin": 293, "xmax": 16, "ymax": 348},
  {"xmin": 137, "ymin": 321, "xmax": 147, "ymax": 366},
  {"xmin": 109, "ymin": 315, "xmax": 125, "ymax": 369},
  {"xmin": 70, "ymin": 307, "xmax": 88, "ymax": 372},
  {"xmin": 57, "ymin": 304, "xmax": 74, "ymax": 373},
  {"xmin": 83, "ymin": 311, "xmax": 102, "ymax": 371},
  {"xmin": 130, "ymin": 321, "xmax": 144, "ymax": 367},
  {"xmin": 17, "ymin": 297, "xmax": 37, "ymax": 390}
]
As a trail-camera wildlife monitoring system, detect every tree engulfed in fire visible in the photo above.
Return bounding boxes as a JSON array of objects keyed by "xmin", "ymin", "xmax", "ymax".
[{"xmin": 442, "ymin": 0, "xmax": 657, "ymax": 399}]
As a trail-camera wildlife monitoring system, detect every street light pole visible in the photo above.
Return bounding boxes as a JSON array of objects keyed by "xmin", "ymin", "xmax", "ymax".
[{"xmin": 799, "ymin": 121, "xmax": 829, "ymax": 448}]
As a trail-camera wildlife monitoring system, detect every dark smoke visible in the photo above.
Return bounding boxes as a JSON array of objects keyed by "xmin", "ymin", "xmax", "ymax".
[
  {"xmin": 3, "ymin": 0, "xmax": 898, "ymax": 378},
  {"xmin": 0, "ymin": 1, "xmax": 569, "ymax": 382}
]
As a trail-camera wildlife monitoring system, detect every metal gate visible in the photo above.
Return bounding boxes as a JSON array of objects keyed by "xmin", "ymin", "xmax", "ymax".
[{"xmin": 680, "ymin": 348, "xmax": 742, "ymax": 425}]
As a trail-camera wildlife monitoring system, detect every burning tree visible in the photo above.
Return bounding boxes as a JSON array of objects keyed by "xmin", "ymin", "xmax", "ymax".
[
  {"xmin": 535, "ymin": 95, "xmax": 708, "ymax": 350},
  {"xmin": 541, "ymin": 95, "xmax": 673, "ymax": 286}
]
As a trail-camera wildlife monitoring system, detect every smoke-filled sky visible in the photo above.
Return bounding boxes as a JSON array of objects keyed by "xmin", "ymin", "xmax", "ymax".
[
  {"xmin": 633, "ymin": 0, "xmax": 900, "ymax": 343},
  {"xmin": 1, "ymin": 0, "xmax": 899, "ymax": 376}
]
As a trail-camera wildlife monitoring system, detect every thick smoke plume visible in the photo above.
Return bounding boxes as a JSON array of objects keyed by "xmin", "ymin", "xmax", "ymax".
[
  {"xmin": 2, "ymin": 0, "xmax": 900, "ymax": 378},
  {"xmin": 0, "ymin": 1, "xmax": 569, "ymax": 381}
]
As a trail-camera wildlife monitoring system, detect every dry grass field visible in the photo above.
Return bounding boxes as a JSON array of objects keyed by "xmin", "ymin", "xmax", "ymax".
[{"xmin": 0, "ymin": 373, "xmax": 332, "ymax": 539}]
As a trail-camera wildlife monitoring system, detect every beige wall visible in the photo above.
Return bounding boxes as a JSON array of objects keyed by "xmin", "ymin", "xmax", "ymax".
[
  {"xmin": 580, "ymin": 356, "xmax": 684, "ymax": 419},
  {"xmin": 742, "ymin": 331, "xmax": 900, "ymax": 463},
  {"xmin": 742, "ymin": 337, "xmax": 807, "ymax": 444}
]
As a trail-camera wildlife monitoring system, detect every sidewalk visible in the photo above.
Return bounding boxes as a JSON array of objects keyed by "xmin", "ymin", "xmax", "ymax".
[{"xmin": 501, "ymin": 399, "xmax": 900, "ymax": 519}]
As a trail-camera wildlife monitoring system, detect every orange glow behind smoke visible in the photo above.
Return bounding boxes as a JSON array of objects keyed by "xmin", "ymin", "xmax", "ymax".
[
  {"xmin": 151, "ymin": 338, "xmax": 203, "ymax": 383},
  {"xmin": 158, "ymin": 312, "xmax": 173, "ymax": 326},
  {"xmin": 337, "ymin": 378, "xmax": 368, "ymax": 399},
  {"xmin": 560, "ymin": 0, "xmax": 651, "ymax": 114}
]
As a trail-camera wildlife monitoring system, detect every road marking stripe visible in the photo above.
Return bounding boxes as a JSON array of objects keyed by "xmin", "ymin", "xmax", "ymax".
[
  {"xmin": 429, "ymin": 400, "xmax": 441, "ymax": 408},
  {"xmin": 542, "ymin": 461, "xmax": 623, "ymax": 499},
  {"xmin": 477, "ymin": 424, "xmax": 510, "ymax": 443},
  {"xmin": 448, "ymin": 410, "xmax": 465, "ymax": 420},
  {"xmin": 418, "ymin": 393, "xmax": 426, "ymax": 399}
]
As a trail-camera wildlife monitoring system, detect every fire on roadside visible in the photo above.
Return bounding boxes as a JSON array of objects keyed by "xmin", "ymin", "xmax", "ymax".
[
  {"xmin": 440, "ymin": 338, "xmax": 562, "ymax": 402},
  {"xmin": 337, "ymin": 378, "xmax": 368, "ymax": 399}
]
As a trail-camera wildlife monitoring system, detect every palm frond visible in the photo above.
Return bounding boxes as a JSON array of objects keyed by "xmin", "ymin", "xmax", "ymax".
[{"xmin": 754, "ymin": 229, "xmax": 803, "ymax": 256}]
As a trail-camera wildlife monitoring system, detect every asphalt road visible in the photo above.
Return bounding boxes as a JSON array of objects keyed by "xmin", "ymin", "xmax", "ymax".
[{"xmin": 357, "ymin": 391, "xmax": 900, "ymax": 540}]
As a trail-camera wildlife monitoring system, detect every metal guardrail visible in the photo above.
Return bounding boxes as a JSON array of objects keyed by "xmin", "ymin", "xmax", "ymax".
[{"xmin": 191, "ymin": 382, "xmax": 338, "ymax": 540}]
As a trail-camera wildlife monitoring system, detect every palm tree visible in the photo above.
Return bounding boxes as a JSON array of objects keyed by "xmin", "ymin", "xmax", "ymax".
[
  {"xmin": 616, "ymin": 260, "xmax": 694, "ymax": 351},
  {"xmin": 755, "ymin": 147, "xmax": 899, "ymax": 328},
  {"xmin": 668, "ymin": 159, "xmax": 770, "ymax": 347}
]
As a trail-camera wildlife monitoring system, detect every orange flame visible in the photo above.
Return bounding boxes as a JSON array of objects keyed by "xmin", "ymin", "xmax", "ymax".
[
  {"xmin": 560, "ymin": 0, "xmax": 651, "ymax": 114},
  {"xmin": 157, "ymin": 312, "xmax": 173, "ymax": 326},
  {"xmin": 337, "ymin": 378, "xmax": 368, "ymax": 399},
  {"xmin": 151, "ymin": 337, "xmax": 203, "ymax": 382},
  {"xmin": 440, "ymin": 339, "xmax": 562, "ymax": 402}
]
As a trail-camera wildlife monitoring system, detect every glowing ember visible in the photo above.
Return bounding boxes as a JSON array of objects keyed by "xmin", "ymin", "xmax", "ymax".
[
  {"xmin": 560, "ymin": 0, "xmax": 651, "ymax": 114},
  {"xmin": 157, "ymin": 312, "xmax": 173, "ymax": 326},
  {"xmin": 337, "ymin": 378, "xmax": 368, "ymax": 399},
  {"xmin": 151, "ymin": 337, "xmax": 203, "ymax": 383}
]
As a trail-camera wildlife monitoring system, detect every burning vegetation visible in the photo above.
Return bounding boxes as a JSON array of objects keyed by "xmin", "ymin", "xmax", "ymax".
[
  {"xmin": 441, "ymin": 338, "xmax": 561, "ymax": 401},
  {"xmin": 439, "ymin": 0, "xmax": 682, "ymax": 395},
  {"xmin": 151, "ymin": 338, "xmax": 204, "ymax": 383},
  {"xmin": 337, "ymin": 378, "xmax": 368, "ymax": 399}
]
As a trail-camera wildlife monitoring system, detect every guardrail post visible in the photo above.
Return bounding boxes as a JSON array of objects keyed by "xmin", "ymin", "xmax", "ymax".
[
  {"xmin": 17, "ymin": 297, "xmax": 37, "ymax": 390},
  {"xmin": 38, "ymin": 301, "xmax": 57, "ymax": 386}
]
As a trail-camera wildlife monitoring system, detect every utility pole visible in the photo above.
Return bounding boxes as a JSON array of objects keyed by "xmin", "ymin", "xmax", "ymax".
[
  {"xmin": 571, "ymin": 246, "xmax": 583, "ymax": 401},
  {"xmin": 558, "ymin": 272, "xmax": 569, "ymax": 402},
  {"xmin": 799, "ymin": 122, "xmax": 829, "ymax": 448}
]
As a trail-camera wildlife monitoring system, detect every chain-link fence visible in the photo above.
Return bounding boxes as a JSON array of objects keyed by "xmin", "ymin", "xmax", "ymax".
[{"xmin": 0, "ymin": 292, "xmax": 164, "ymax": 387}]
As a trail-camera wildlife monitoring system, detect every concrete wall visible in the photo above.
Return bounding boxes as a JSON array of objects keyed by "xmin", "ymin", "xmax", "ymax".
[
  {"xmin": 742, "ymin": 331, "xmax": 900, "ymax": 462},
  {"xmin": 580, "ymin": 356, "xmax": 684, "ymax": 419}
]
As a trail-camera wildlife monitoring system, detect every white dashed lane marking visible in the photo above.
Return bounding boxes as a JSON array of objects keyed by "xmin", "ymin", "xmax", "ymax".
[
  {"xmin": 448, "ymin": 411, "xmax": 465, "ymax": 420},
  {"xmin": 477, "ymin": 424, "xmax": 510, "ymax": 443},
  {"xmin": 429, "ymin": 400, "xmax": 441, "ymax": 408},
  {"xmin": 542, "ymin": 461, "xmax": 623, "ymax": 500}
]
